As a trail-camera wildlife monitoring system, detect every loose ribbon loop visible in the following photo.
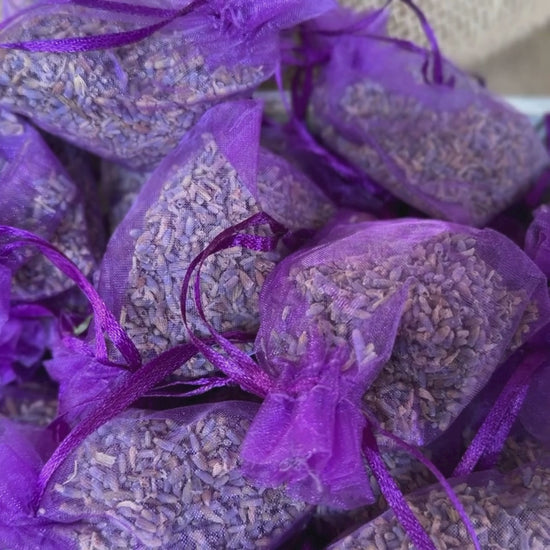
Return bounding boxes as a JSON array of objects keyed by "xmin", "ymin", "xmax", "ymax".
[
  {"xmin": 0, "ymin": 225, "xmax": 141, "ymax": 369},
  {"xmin": 180, "ymin": 211, "xmax": 289, "ymax": 398},
  {"xmin": 397, "ymin": 0, "xmax": 449, "ymax": 86},
  {"xmin": 294, "ymin": 0, "xmax": 452, "ymax": 87}
]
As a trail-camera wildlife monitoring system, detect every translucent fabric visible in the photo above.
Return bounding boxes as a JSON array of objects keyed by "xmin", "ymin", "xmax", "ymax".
[
  {"xmin": 0, "ymin": 0, "xmax": 333, "ymax": 168},
  {"xmin": 240, "ymin": 217, "xmax": 550, "ymax": 508},
  {"xmin": 329, "ymin": 459, "xmax": 550, "ymax": 549},
  {"xmin": 309, "ymin": 31, "xmax": 549, "ymax": 226}
]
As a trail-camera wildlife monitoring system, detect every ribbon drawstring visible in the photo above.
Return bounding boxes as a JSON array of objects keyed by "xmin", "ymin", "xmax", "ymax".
[
  {"xmin": 363, "ymin": 426, "xmax": 438, "ymax": 550},
  {"xmin": 0, "ymin": 0, "xmax": 205, "ymax": 52},
  {"xmin": 0, "ymin": 225, "xmax": 141, "ymax": 369},
  {"xmin": 377, "ymin": 427, "xmax": 482, "ymax": 550},
  {"xmin": 180, "ymin": 212, "xmax": 287, "ymax": 398},
  {"xmin": 453, "ymin": 347, "xmax": 549, "ymax": 478}
]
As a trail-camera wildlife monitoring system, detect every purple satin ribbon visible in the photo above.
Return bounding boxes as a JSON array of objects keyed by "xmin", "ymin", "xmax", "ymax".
[
  {"xmin": 0, "ymin": 225, "xmax": 141, "ymax": 369},
  {"xmin": 180, "ymin": 211, "xmax": 287, "ymax": 398},
  {"xmin": 0, "ymin": 0, "xmax": 205, "ymax": 52},
  {"xmin": 362, "ymin": 427, "xmax": 437, "ymax": 550},
  {"xmin": 377, "ymin": 426, "xmax": 481, "ymax": 550},
  {"xmin": 296, "ymin": 0, "xmax": 453, "ymax": 87},
  {"xmin": 453, "ymin": 347, "xmax": 549, "ymax": 477},
  {"xmin": 35, "ymin": 340, "xmax": 200, "ymax": 505},
  {"xmin": 397, "ymin": 0, "xmax": 449, "ymax": 86}
]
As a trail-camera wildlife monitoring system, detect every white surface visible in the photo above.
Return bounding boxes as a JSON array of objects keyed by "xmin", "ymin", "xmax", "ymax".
[{"xmin": 505, "ymin": 96, "xmax": 550, "ymax": 118}]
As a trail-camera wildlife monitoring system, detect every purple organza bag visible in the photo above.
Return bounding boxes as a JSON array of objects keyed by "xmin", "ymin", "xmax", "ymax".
[
  {"xmin": 328, "ymin": 459, "xmax": 550, "ymax": 550},
  {"xmin": 240, "ymin": 217, "xmax": 550, "ymax": 509},
  {"xmin": 0, "ymin": 418, "xmax": 61, "ymax": 549},
  {"xmin": 525, "ymin": 204, "xmax": 550, "ymax": 277},
  {"xmin": 497, "ymin": 423, "xmax": 550, "ymax": 473},
  {"xmin": 96, "ymin": 99, "xmax": 332, "ymax": 376},
  {"xmin": 308, "ymin": 24, "xmax": 549, "ymax": 226},
  {"xmin": 4, "ymin": 402, "xmax": 309, "ymax": 550},
  {"xmin": 45, "ymin": 136, "xmax": 106, "ymax": 259},
  {"xmin": 0, "ymin": 307, "xmax": 54, "ymax": 385},
  {"xmin": 0, "ymin": 109, "xmax": 96, "ymax": 301},
  {"xmin": 0, "ymin": 0, "xmax": 333, "ymax": 169}
]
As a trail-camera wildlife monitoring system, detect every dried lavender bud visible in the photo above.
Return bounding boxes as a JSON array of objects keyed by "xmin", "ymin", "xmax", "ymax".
[
  {"xmin": 0, "ymin": 109, "xmax": 96, "ymax": 301},
  {"xmin": 44, "ymin": 137, "xmax": 106, "ymax": 260},
  {"xmin": 40, "ymin": 404, "xmax": 309, "ymax": 549},
  {"xmin": 310, "ymin": 39, "xmax": 549, "ymax": 226},
  {"xmin": 256, "ymin": 149, "xmax": 334, "ymax": 231},
  {"xmin": 498, "ymin": 432, "xmax": 550, "ymax": 473},
  {"xmin": 118, "ymin": 135, "xmax": 280, "ymax": 371},
  {"xmin": 264, "ymin": 221, "xmax": 547, "ymax": 446},
  {"xmin": 461, "ymin": 421, "xmax": 550, "ymax": 475},
  {"xmin": 0, "ymin": 3, "xmax": 298, "ymax": 169},
  {"xmin": 329, "ymin": 461, "xmax": 550, "ymax": 550},
  {"xmin": 12, "ymin": 201, "xmax": 96, "ymax": 300},
  {"xmin": 99, "ymin": 102, "xmax": 333, "ymax": 381},
  {"xmin": 0, "ymin": 382, "xmax": 58, "ymax": 426}
]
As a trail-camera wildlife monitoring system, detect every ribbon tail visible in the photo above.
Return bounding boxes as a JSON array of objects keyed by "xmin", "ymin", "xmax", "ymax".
[{"xmin": 362, "ymin": 425, "xmax": 437, "ymax": 550}]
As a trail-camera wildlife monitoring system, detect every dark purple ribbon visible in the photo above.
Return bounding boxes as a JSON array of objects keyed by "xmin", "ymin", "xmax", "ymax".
[
  {"xmin": 0, "ymin": 225, "xmax": 141, "ymax": 369},
  {"xmin": 295, "ymin": 0, "xmax": 452, "ymax": 87},
  {"xmin": 0, "ymin": 0, "xmax": 205, "ymax": 52},
  {"xmin": 180, "ymin": 211, "xmax": 287, "ymax": 398},
  {"xmin": 271, "ymin": 58, "xmax": 390, "ymax": 210},
  {"xmin": 362, "ymin": 427, "xmax": 437, "ymax": 550},
  {"xmin": 398, "ymin": 0, "xmax": 447, "ymax": 86},
  {"xmin": 375, "ymin": 426, "xmax": 481, "ymax": 550},
  {"xmin": 453, "ymin": 347, "xmax": 549, "ymax": 477}
]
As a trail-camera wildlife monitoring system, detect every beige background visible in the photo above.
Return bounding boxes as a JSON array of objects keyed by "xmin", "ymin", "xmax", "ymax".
[
  {"xmin": 473, "ymin": 22, "xmax": 550, "ymax": 95},
  {"xmin": 339, "ymin": 0, "xmax": 550, "ymax": 96}
]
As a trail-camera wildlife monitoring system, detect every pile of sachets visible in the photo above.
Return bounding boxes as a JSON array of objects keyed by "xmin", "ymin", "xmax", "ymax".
[{"xmin": 0, "ymin": 1, "xmax": 549, "ymax": 549}]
